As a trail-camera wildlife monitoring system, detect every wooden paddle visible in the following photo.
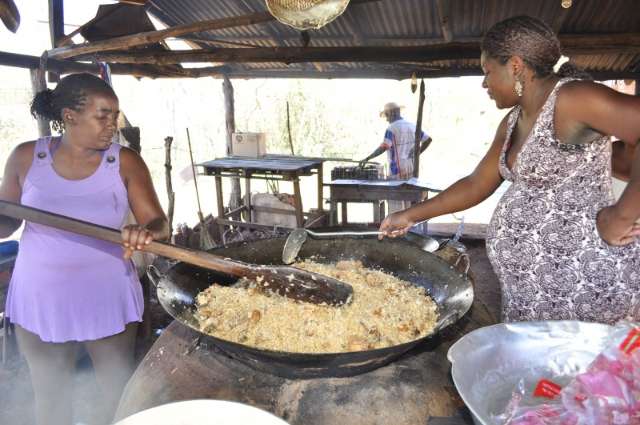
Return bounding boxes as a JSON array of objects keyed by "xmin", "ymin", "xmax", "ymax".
[{"xmin": 0, "ymin": 201, "xmax": 353, "ymax": 306}]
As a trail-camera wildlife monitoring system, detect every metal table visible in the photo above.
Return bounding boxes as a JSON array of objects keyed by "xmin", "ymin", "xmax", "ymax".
[
  {"xmin": 326, "ymin": 178, "xmax": 441, "ymax": 225},
  {"xmin": 199, "ymin": 156, "xmax": 325, "ymax": 229}
]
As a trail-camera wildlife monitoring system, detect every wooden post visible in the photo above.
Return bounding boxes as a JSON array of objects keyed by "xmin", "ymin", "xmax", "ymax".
[
  {"xmin": 48, "ymin": 0, "xmax": 64, "ymax": 82},
  {"xmin": 214, "ymin": 173, "xmax": 225, "ymax": 236},
  {"xmin": 244, "ymin": 172, "xmax": 252, "ymax": 223},
  {"xmin": 413, "ymin": 79, "xmax": 425, "ymax": 178},
  {"xmin": 292, "ymin": 176, "xmax": 304, "ymax": 227},
  {"xmin": 29, "ymin": 67, "xmax": 51, "ymax": 137},
  {"xmin": 164, "ymin": 136, "xmax": 175, "ymax": 239},
  {"xmin": 48, "ymin": 0, "xmax": 64, "ymax": 45},
  {"xmin": 223, "ymin": 75, "xmax": 242, "ymax": 216},
  {"xmin": 317, "ymin": 165, "xmax": 324, "ymax": 212}
]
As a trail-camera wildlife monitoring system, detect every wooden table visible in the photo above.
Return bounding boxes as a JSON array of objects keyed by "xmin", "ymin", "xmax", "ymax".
[
  {"xmin": 327, "ymin": 178, "xmax": 441, "ymax": 226},
  {"xmin": 199, "ymin": 156, "xmax": 325, "ymax": 229}
]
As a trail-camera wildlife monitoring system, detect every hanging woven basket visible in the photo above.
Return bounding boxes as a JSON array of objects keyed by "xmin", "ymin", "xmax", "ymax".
[{"xmin": 265, "ymin": 0, "xmax": 350, "ymax": 30}]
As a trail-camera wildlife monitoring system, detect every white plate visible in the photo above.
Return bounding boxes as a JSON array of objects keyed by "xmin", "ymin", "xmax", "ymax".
[{"xmin": 115, "ymin": 399, "xmax": 289, "ymax": 425}]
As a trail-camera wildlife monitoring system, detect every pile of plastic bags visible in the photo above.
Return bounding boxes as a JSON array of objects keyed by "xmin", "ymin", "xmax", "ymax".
[{"xmin": 500, "ymin": 323, "xmax": 640, "ymax": 425}]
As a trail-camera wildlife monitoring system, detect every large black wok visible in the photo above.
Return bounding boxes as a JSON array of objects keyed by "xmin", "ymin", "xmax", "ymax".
[{"xmin": 147, "ymin": 234, "xmax": 473, "ymax": 379}]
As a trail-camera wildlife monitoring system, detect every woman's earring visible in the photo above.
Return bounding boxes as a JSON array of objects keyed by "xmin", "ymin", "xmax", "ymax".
[{"xmin": 514, "ymin": 78, "xmax": 524, "ymax": 97}]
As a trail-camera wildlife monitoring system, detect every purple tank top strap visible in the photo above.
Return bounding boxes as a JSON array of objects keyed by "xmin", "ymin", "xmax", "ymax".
[
  {"xmin": 104, "ymin": 142, "xmax": 122, "ymax": 172},
  {"xmin": 32, "ymin": 136, "xmax": 60, "ymax": 166}
]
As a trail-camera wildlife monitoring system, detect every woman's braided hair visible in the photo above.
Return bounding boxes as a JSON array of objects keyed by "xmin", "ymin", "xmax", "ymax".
[
  {"xmin": 481, "ymin": 15, "xmax": 591, "ymax": 80},
  {"xmin": 30, "ymin": 73, "xmax": 116, "ymax": 132}
]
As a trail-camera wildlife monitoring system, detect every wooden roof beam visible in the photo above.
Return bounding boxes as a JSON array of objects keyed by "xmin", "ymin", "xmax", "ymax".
[
  {"xmin": 0, "ymin": 50, "xmax": 229, "ymax": 79},
  {"xmin": 162, "ymin": 32, "xmax": 640, "ymax": 49},
  {"xmin": 435, "ymin": 0, "xmax": 453, "ymax": 42},
  {"xmin": 338, "ymin": 8, "xmax": 366, "ymax": 45},
  {"xmin": 213, "ymin": 67, "xmax": 639, "ymax": 81},
  {"xmin": 47, "ymin": 0, "xmax": 383, "ymax": 60},
  {"xmin": 78, "ymin": 33, "xmax": 640, "ymax": 65},
  {"xmin": 78, "ymin": 44, "xmax": 482, "ymax": 64},
  {"xmin": 47, "ymin": 12, "xmax": 276, "ymax": 59}
]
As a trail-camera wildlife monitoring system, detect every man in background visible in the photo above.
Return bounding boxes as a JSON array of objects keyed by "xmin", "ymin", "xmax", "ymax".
[{"xmin": 360, "ymin": 102, "xmax": 433, "ymax": 212}]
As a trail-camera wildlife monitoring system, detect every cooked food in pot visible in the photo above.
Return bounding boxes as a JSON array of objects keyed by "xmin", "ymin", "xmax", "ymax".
[{"xmin": 194, "ymin": 259, "xmax": 438, "ymax": 353}]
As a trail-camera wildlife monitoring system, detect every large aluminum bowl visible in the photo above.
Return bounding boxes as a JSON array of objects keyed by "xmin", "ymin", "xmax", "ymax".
[
  {"xmin": 115, "ymin": 399, "xmax": 289, "ymax": 425},
  {"xmin": 447, "ymin": 321, "xmax": 613, "ymax": 425}
]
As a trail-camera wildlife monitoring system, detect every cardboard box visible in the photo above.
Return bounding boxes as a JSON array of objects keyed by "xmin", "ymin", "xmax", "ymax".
[{"xmin": 232, "ymin": 132, "xmax": 267, "ymax": 157}]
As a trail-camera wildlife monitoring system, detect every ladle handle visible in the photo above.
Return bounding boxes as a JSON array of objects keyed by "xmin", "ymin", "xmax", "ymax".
[
  {"xmin": 146, "ymin": 265, "xmax": 164, "ymax": 288},
  {"xmin": 306, "ymin": 230, "xmax": 381, "ymax": 238}
]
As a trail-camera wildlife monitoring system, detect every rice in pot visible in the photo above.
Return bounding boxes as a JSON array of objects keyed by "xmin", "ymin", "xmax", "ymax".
[{"xmin": 194, "ymin": 259, "xmax": 438, "ymax": 353}]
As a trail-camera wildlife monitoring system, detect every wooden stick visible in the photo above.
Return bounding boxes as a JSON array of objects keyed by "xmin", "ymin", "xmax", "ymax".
[
  {"xmin": 286, "ymin": 101, "xmax": 294, "ymax": 155},
  {"xmin": 413, "ymin": 79, "xmax": 425, "ymax": 178},
  {"xmin": 164, "ymin": 136, "xmax": 175, "ymax": 239},
  {"xmin": 186, "ymin": 129, "xmax": 205, "ymax": 221}
]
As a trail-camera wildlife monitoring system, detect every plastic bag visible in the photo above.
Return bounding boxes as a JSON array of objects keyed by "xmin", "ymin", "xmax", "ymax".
[{"xmin": 499, "ymin": 322, "xmax": 640, "ymax": 425}]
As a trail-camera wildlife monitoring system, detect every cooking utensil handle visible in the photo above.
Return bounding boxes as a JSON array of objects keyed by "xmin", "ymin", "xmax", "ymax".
[
  {"xmin": 306, "ymin": 230, "xmax": 381, "ymax": 238},
  {"xmin": 146, "ymin": 265, "xmax": 164, "ymax": 288},
  {"xmin": 0, "ymin": 200, "xmax": 249, "ymax": 277},
  {"xmin": 453, "ymin": 253, "xmax": 470, "ymax": 276}
]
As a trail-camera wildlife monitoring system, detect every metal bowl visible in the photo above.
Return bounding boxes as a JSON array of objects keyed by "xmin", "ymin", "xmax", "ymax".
[
  {"xmin": 447, "ymin": 321, "xmax": 613, "ymax": 425},
  {"xmin": 115, "ymin": 399, "xmax": 289, "ymax": 425}
]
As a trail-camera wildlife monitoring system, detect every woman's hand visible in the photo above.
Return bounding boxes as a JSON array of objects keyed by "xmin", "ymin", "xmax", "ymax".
[
  {"xmin": 378, "ymin": 212, "xmax": 415, "ymax": 240},
  {"xmin": 121, "ymin": 224, "xmax": 154, "ymax": 259},
  {"xmin": 596, "ymin": 205, "xmax": 640, "ymax": 246}
]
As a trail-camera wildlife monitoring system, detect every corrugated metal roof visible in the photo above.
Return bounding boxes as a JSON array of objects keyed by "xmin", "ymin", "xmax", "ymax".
[{"xmin": 143, "ymin": 0, "xmax": 640, "ymax": 79}]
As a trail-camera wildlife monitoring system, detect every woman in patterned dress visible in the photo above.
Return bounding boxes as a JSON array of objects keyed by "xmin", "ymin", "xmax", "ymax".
[{"xmin": 379, "ymin": 16, "xmax": 640, "ymax": 324}]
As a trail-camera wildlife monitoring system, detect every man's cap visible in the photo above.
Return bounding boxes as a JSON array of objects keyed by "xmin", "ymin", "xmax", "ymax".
[{"xmin": 380, "ymin": 102, "xmax": 404, "ymax": 117}]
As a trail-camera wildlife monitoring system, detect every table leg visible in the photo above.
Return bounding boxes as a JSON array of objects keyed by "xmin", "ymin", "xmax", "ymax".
[
  {"xmin": 292, "ymin": 177, "xmax": 304, "ymax": 227},
  {"xmin": 214, "ymin": 174, "xmax": 225, "ymax": 236},
  {"xmin": 379, "ymin": 201, "xmax": 386, "ymax": 222},
  {"xmin": 341, "ymin": 202, "xmax": 348, "ymax": 225},
  {"xmin": 317, "ymin": 166, "xmax": 324, "ymax": 212},
  {"xmin": 244, "ymin": 172, "xmax": 252, "ymax": 223},
  {"xmin": 329, "ymin": 200, "xmax": 337, "ymax": 226},
  {"xmin": 372, "ymin": 201, "xmax": 381, "ymax": 223}
]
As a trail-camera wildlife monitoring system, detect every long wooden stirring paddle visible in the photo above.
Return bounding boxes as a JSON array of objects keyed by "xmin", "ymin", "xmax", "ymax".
[{"xmin": 0, "ymin": 201, "xmax": 353, "ymax": 306}]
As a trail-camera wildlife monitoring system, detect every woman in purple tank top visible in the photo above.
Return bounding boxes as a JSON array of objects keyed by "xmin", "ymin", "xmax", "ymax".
[{"xmin": 0, "ymin": 73, "xmax": 169, "ymax": 425}]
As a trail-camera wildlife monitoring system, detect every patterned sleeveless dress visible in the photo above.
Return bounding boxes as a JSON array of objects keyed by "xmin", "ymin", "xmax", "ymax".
[
  {"xmin": 486, "ymin": 78, "xmax": 640, "ymax": 325},
  {"xmin": 5, "ymin": 136, "xmax": 143, "ymax": 343}
]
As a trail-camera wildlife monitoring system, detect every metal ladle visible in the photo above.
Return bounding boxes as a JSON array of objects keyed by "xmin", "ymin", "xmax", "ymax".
[{"xmin": 282, "ymin": 228, "xmax": 439, "ymax": 264}]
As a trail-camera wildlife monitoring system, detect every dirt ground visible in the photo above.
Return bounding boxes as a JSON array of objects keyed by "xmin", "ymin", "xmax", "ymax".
[
  {"xmin": 0, "ymin": 279, "xmax": 174, "ymax": 425},
  {"xmin": 0, "ymin": 237, "xmax": 500, "ymax": 425}
]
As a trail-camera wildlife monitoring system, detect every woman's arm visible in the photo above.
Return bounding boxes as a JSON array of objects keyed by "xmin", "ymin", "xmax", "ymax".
[
  {"xmin": 556, "ymin": 82, "xmax": 640, "ymax": 245},
  {"xmin": 379, "ymin": 114, "xmax": 508, "ymax": 237},
  {"xmin": 119, "ymin": 148, "xmax": 169, "ymax": 258},
  {"xmin": 0, "ymin": 142, "xmax": 34, "ymax": 237},
  {"xmin": 612, "ymin": 140, "xmax": 634, "ymax": 182}
]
